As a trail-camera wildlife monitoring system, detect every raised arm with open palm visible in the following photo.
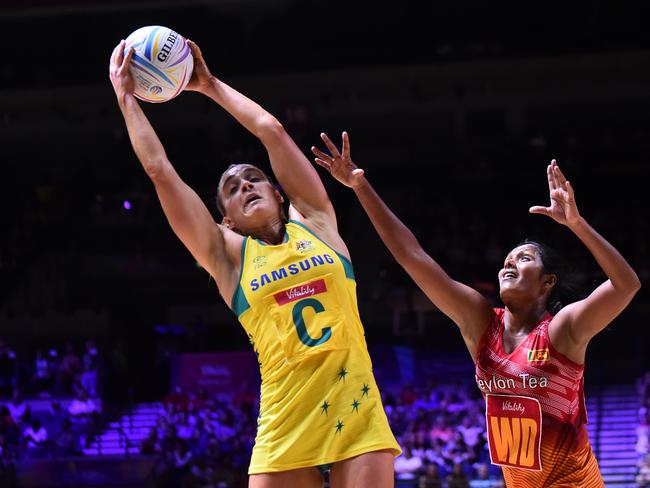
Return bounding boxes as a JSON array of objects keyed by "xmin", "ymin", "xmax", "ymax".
[{"xmin": 312, "ymin": 132, "xmax": 495, "ymax": 360}]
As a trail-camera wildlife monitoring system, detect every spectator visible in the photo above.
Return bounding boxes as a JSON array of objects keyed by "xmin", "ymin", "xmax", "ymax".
[
  {"xmin": 418, "ymin": 462, "xmax": 443, "ymax": 488},
  {"xmin": 469, "ymin": 463, "xmax": 504, "ymax": 487},
  {"xmin": 638, "ymin": 412, "xmax": 650, "ymax": 457},
  {"xmin": 43, "ymin": 401, "xmax": 67, "ymax": 441},
  {"xmin": 81, "ymin": 340, "xmax": 99, "ymax": 398},
  {"xmin": 68, "ymin": 389, "xmax": 98, "ymax": 421},
  {"xmin": 638, "ymin": 372, "xmax": 650, "ymax": 404},
  {"xmin": 457, "ymin": 416, "xmax": 484, "ymax": 454},
  {"xmin": 53, "ymin": 418, "xmax": 77, "ymax": 457},
  {"xmin": 31, "ymin": 350, "xmax": 53, "ymax": 396},
  {"xmin": 430, "ymin": 416, "xmax": 454, "ymax": 444},
  {"xmin": 445, "ymin": 432, "xmax": 474, "ymax": 465},
  {"xmin": 395, "ymin": 446, "xmax": 423, "ymax": 484},
  {"xmin": 447, "ymin": 462, "xmax": 470, "ymax": 488},
  {"xmin": 164, "ymin": 386, "xmax": 189, "ymax": 414},
  {"xmin": 140, "ymin": 428, "xmax": 158, "ymax": 455},
  {"xmin": 57, "ymin": 344, "xmax": 81, "ymax": 395},
  {"xmin": 400, "ymin": 384, "xmax": 419, "ymax": 406},
  {"xmin": 22, "ymin": 419, "xmax": 48, "ymax": 457},
  {"xmin": 68, "ymin": 390, "xmax": 100, "ymax": 450},
  {"xmin": 172, "ymin": 439, "xmax": 192, "ymax": 486},
  {"xmin": 0, "ymin": 340, "xmax": 17, "ymax": 398},
  {"xmin": 0, "ymin": 405, "xmax": 19, "ymax": 458},
  {"xmin": 637, "ymin": 453, "xmax": 650, "ymax": 488},
  {"xmin": 7, "ymin": 392, "xmax": 28, "ymax": 425}
]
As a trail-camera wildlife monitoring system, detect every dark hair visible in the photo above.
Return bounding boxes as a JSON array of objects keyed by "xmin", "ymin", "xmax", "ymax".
[
  {"xmin": 517, "ymin": 239, "xmax": 585, "ymax": 314},
  {"xmin": 215, "ymin": 163, "xmax": 272, "ymax": 217}
]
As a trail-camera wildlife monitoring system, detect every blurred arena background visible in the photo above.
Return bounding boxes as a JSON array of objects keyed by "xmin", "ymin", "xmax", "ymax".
[{"xmin": 1, "ymin": 1, "xmax": 649, "ymax": 486}]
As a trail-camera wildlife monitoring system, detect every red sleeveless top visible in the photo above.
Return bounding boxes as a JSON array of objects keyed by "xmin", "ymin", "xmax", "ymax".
[{"xmin": 474, "ymin": 308, "xmax": 604, "ymax": 487}]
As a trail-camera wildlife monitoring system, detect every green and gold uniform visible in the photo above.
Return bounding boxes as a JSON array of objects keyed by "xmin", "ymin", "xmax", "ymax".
[{"xmin": 232, "ymin": 220, "xmax": 400, "ymax": 473}]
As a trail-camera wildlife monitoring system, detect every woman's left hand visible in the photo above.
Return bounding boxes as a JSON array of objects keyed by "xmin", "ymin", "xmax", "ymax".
[
  {"xmin": 529, "ymin": 159, "xmax": 581, "ymax": 226},
  {"xmin": 311, "ymin": 131, "xmax": 365, "ymax": 189},
  {"xmin": 109, "ymin": 40, "xmax": 135, "ymax": 99}
]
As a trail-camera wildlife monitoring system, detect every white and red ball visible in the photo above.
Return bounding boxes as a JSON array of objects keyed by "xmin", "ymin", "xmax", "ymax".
[{"xmin": 124, "ymin": 25, "xmax": 193, "ymax": 103}]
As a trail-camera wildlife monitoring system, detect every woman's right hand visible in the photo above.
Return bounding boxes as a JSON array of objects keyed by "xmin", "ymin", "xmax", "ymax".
[
  {"xmin": 185, "ymin": 40, "xmax": 215, "ymax": 94},
  {"xmin": 311, "ymin": 131, "xmax": 366, "ymax": 189},
  {"xmin": 109, "ymin": 40, "xmax": 135, "ymax": 100}
]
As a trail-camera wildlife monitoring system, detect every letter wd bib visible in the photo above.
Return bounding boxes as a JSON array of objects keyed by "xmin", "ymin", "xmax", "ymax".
[{"xmin": 486, "ymin": 394, "xmax": 542, "ymax": 471}]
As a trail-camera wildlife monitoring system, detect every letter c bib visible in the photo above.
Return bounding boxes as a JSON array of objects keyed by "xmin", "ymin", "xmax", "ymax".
[
  {"xmin": 486, "ymin": 394, "xmax": 542, "ymax": 471},
  {"xmin": 264, "ymin": 273, "xmax": 349, "ymax": 362}
]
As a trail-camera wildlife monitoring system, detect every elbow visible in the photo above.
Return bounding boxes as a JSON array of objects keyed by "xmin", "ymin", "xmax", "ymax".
[
  {"xmin": 630, "ymin": 274, "xmax": 642, "ymax": 295},
  {"xmin": 255, "ymin": 115, "xmax": 285, "ymax": 143},
  {"xmin": 395, "ymin": 245, "xmax": 425, "ymax": 269},
  {"xmin": 618, "ymin": 273, "xmax": 642, "ymax": 299},
  {"xmin": 143, "ymin": 158, "xmax": 169, "ymax": 182}
]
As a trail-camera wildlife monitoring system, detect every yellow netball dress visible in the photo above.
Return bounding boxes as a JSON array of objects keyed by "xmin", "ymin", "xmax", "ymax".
[{"xmin": 231, "ymin": 219, "xmax": 400, "ymax": 473}]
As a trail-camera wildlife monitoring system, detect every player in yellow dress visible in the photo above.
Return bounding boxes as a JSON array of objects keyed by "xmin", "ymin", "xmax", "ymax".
[{"xmin": 109, "ymin": 40, "xmax": 400, "ymax": 487}]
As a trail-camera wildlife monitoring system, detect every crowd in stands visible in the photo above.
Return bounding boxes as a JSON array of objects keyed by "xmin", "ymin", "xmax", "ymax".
[
  {"xmin": 141, "ymin": 382, "xmax": 504, "ymax": 488},
  {"xmin": 144, "ymin": 386, "xmax": 258, "ymax": 488},
  {"xmin": 0, "ymin": 338, "xmax": 101, "ymax": 485},
  {"xmin": 0, "ymin": 388, "xmax": 101, "ymax": 485},
  {"xmin": 0, "ymin": 338, "xmax": 99, "ymax": 400},
  {"xmin": 637, "ymin": 372, "xmax": 650, "ymax": 487},
  {"xmin": 387, "ymin": 382, "xmax": 504, "ymax": 487}
]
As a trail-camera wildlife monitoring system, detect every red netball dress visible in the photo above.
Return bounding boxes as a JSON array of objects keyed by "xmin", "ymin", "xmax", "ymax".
[{"xmin": 475, "ymin": 308, "xmax": 604, "ymax": 487}]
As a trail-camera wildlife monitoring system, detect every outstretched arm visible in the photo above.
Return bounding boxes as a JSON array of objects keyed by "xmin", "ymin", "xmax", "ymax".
[
  {"xmin": 531, "ymin": 160, "xmax": 641, "ymax": 347},
  {"xmin": 185, "ymin": 41, "xmax": 335, "ymax": 229},
  {"xmin": 109, "ymin": 41, "xmax": 241, "ymax": 301},
  {"xmin": 312, "ymin": 132, "xmax": 495, "ymax": 359}
]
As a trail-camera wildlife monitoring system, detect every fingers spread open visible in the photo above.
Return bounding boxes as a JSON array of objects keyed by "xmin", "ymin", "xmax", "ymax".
[
  {"xmin": 320, "ymin": 132, "xmax": 341, "ymax": 158},
  {"xmin": 314, "ymin": 158, "xmax": 331, "ymax": 171},
  {"xmin": 311, "ymin": 146, "xmax": 331, "ymax": 161},
  {"xmin": 342, "ymin": 131, "xmax": 350, "ymax": 158},
  {"xmin": 565, "ymin": 180, "xmax": 575, "ymax": 200},
  {"xmin": 547, "ymin": 163, "xmax": 556, "ymax": 192},
  {"xmin": 553, "ymin": 163, "xmax": 568, "ymax": 187},
  {"xmin": 529, "ymin": 205, "xmax": 550, "ymax": 216}
]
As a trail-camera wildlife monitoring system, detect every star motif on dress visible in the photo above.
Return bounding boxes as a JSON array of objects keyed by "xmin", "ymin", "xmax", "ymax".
[
  {"xmin": 351, "ymin": 399, "xmax": 360, "ymax": 413},
  {"xmin": 361, "ymin": 383, "xmax": 370, "ymax": 397},
  {"xmin": 337, "ymin": 367, "xmax": 348, "ymax": 382},
  {"xmin": 335, "ymin": 418, "xmax": 344, "ymax": 434},
  {"xmin": 320, "ymin": 400, "xmax": 330, "ymax": 416}
]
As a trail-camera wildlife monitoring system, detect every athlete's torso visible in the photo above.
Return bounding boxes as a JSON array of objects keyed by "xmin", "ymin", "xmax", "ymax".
[
  {"xmin": 232, "ymin": 220, "xmax": 399, "ymax": 472},
  {"xmin": 475, "ymin": 308, "xmax": 603, "ymax": 487}
]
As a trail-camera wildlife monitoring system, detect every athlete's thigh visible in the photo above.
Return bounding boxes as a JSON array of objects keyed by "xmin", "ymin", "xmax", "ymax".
[
  {"xmin": 330, "ymin": 449, "xmax": 394, "ymax": 488},
  {"xmin": 249, "ymin": 467, "xmax": 324, "ymax": 488}
]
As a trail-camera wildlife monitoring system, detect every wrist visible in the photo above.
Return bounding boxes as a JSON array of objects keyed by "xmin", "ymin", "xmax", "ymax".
[
  {"xmin": 117, "ymin": 91, "xmax": 137, "ymax": 109},
  {"xmin": 351, "ymin": 177, "xmax": 369, "ymax": 192},
  {"xmin": 567, "ymin": 215, "xmax": 587, "ymax": 231},
  {"xmin": 200, "ymin": 75, "xmax": 219, "ymax": 96}
]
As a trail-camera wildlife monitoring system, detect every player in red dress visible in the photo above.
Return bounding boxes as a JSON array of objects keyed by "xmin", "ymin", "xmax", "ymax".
[{"xmin": 311, "ymin": 132, "xmax": 641, "ymax": 487}]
